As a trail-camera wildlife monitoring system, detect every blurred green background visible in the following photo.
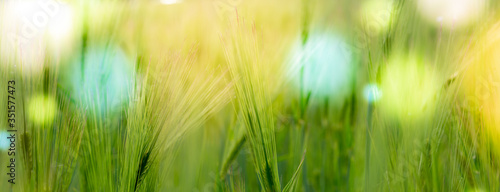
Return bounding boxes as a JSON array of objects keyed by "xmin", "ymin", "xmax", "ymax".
[{"xmin": 1, "ymin": 0, "xmax": 500, "ymax": 191}]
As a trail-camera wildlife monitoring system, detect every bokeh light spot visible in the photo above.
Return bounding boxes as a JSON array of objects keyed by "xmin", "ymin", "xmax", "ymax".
[
  {"xmin": 65, "ymin": 46, "xmax": 133, "ymax": 113},
  {"xmin": 28, "ymin": 95, "xmax": 58, "ymax": 125},
  {"xmin": 0, "ymin": 131, "xmax": 10, "ymax": 151},
  {"xmin": 363, "ymin": 84, "xmax": 382, "ymax": 103},
  {"xmin": 380, "ymin": 55, "xmax": 439, "ymax": 118},
  {"xmin": 290, "ymin": 33, "xmax": 354, "ymax": 98}
]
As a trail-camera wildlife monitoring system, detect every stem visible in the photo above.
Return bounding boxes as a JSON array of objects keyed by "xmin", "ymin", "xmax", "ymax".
[
  {"xmin": 365, "ymin": 102, "xmax": 373, "ymax": 192},
  {"xmin": 220, "ymin": 135, "xmax": 246, "ymax": 180},
  {"xmin": 432, "ymin": 144, "xmax": 439, "ymax": 191}
]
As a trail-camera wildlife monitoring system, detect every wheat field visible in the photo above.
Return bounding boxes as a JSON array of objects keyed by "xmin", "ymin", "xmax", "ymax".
[{"xmin": 0, "ymin": 0, "xmax": 499, "ymax": 191}]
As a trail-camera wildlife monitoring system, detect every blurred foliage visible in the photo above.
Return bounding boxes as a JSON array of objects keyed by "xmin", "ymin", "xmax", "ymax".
[{"xmin": 1, "ymin": 0, "xmax": 500, "ymax": 191}]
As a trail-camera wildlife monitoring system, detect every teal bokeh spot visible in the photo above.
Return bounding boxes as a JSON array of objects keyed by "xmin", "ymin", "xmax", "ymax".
[
  {"xmin": 0, "ymin": 131, "xmax": 10, "ymax": 150},
  {"xmin": 65, "ymin": 46, "xmax": 133, "ymax": 113},
  {"xmin": 292, "ymin": 33, "xmax": 354, "ymax": 98},
  {"xmin": 363, "ymin": 84, "xmax": 382, "ymax": 103}
]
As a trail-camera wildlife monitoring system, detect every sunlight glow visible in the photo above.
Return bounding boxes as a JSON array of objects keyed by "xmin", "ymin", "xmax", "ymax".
[
  {"xmin": 0, "ymin": 0, "xmax": 75, "ymax": 72},
  {"xmin": 160, "ymin": 0, "xmax": 182, "ymax": 5},
  {"xmin": 47, "ymin": 3, "xmax": 75, "ymax": 50},
  {"xmin": 416, "ymin": 0, "xmax": 486, "ymax": 28}
]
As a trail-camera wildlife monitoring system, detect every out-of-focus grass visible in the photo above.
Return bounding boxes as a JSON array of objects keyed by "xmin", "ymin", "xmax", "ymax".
[{"xmin": 2, "ymin": 0, "xmax": 500, "ymax": 191}]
